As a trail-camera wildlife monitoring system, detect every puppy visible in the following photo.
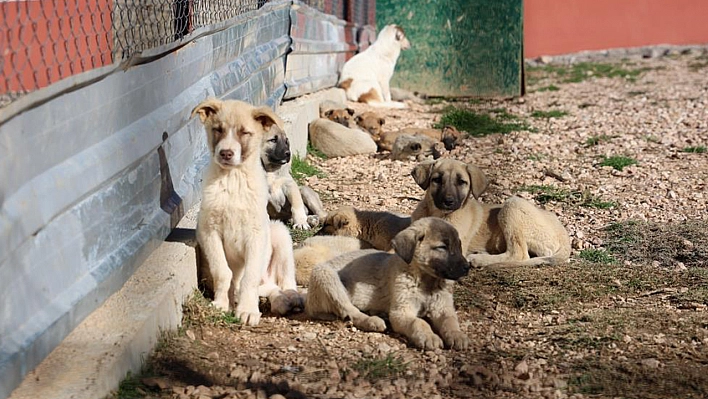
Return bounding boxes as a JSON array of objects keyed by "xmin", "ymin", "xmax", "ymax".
[
  {"xmin": 306, "ymin": 217, "xmax": 471, "ymax": 351},
  {"xmin": 323, "ymin": 107, "xmax": 356, "ymax": 128},
  {"xmin": 261, "ymin": 123, "xmax": 327, "ymax": 229},
  {"xmin": 338, "ymin": 24, "xmax": 411, "ymax": 108},
  {"xmin": 410, "ymin": 159, "xmax": 571, "ymax": 267},
  {"xmin": 308, "ymin": 118, "xmax": 377, "ymax": 158},
  {"xmin": 316, "ymin": 205, "xmax": 411, "ymax": 251},
  {"xmin": 191, "ymin": 98, "xmax": 303, "ymax": 326},
  {"xmin": 354, "ymin": 111, "xmax": 385, "ymax": 138},
  {"xmin": 391, "ymin": 134, "xmax": 441, "ymax": 161},
  {"xmin": 293, "ymin": 235, "xmax": 372, "ymax": 287},
  {"xmin": 379, "ymin": 126, "xmax": 461, "ymax": 152},
  {"xmin": 390, "ymin": 87, "xmax": 427, "ymax": 104}
]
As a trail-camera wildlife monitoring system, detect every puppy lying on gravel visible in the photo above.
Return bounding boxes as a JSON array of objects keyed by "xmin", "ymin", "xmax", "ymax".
[
  {"xmin": 308, "ymin": 118, "xmax": 378, "ymax": 158},
  {"xmin": 293, "ymin": 235, "xmax": 372, "ymax": 287},
  {"xmin": 306, "ymin": 217, "xmax": 472, "ymax": 350},
  {"xmin": 391, "ymin": 134, "xmax": 441, "ymax": 161},
  {"xmin": 316, "ymin": 205, "xmax": 411, "ymax": 251}
]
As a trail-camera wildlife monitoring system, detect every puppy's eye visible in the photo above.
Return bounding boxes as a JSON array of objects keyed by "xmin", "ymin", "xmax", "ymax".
[
  {"xmin": 457, "ymin": 179, "xmax": 468, "ymax": 186},
  {"xmin": 241, "ymin": 130, "xmax": 253, "ymax": 136},
  {"xmin": 212, "ymin": 126, "xmax": 223, "ymax": 134},
  {"xmin": 431, "ymin": 176, "xmax": 443, "ymax": 184},
  {"xmin": 434, "ymin": 245, "xmax": 447, "ymax": 252},
  {"xmin": 268, "ymin": 137, "xmax": 278, "ymax": 143}
]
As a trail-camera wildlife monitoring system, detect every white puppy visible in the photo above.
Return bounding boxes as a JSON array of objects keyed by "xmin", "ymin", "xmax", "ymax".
[
  {"xmin": 338, "ymin": 24, "xmax": 411, "ymax": 109},
  {"xmin": 191, "ymin": 99, "xmax": 303, "ymax": 326}
]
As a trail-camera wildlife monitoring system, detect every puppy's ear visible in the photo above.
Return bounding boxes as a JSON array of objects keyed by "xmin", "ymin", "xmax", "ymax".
[
  {"xmin": 346, "ymin": 108, "xmax": 355, "ymax": 116},
  {"xmin": 466, "ymin": 163, "xmax": 489, "ymax": 199},
  {"xmin": 253, "ymin": 106, "xmax": 281, "ymax": 130},
  {"xmin": 391, "ymin": 226, "xmax": 421, "ymax": 264},
  {"xmin": 191, "ymin": 98, "xmax": 222, "ymax": 123},
  {"xmin": 378, "ymin": 118, "xmax": 385, "ymax": 126},
  {"xmin": 411, "ymin": 160, "xmax": 435, "ymax": 190},
  {"xmin": 324, "ymin": 109, "xmax": 334, "ymax": 117}
]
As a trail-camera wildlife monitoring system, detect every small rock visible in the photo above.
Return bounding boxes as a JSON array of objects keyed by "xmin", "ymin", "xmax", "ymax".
[
  {"xmin": 640, "ymin": 358, "xmax": 661, "ymax": 369},
  {"xmin": 185, "ymin": 329, "xmax": 196, "ymax": 341},
  {"xmin": 141, "ymin": 377, "xmax": 170, "ymax": 390}
]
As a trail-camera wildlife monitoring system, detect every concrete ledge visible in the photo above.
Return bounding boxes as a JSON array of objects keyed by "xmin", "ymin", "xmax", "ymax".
[
  {"xmin": 8, "ymin": 213, "xmax": 198, "ymax": 399},
  {"xmin": 278, "ymin": 87, "xmax": 347, "ymax": 157}
]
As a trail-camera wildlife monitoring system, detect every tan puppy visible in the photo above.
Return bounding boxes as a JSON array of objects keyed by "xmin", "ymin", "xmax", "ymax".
[
  {"xmin": 411, "ymin": 159, "xmax": 571, "ymax": 267},
  {"xmin": 308, "ymin": 118, "xmax": 377, "ymax": 158},
  {"xmin": 306, "ymin": 217, "xmax": 472, "ymax": 350},
  {"xmin": 293, "ymin": 235, "xmax": 372, "ymax": 287},
  {"xmin": 391, "ymin": 133, "xmax": 441, "ymax": 161},
  {"xmin": 338, "ymin": 24, "xmax": 411, "ymax": 108},
  {"xmin": 379, "ymin": 126, "xmax": 461, "ymax": 152},
  {"xmin": 191, "ymin": 98, "xmax": 303, "ymax": 325},
  {"xmin": 354, "ymin": 111, "xmax": 385, "ymax": 137},
  {"xmin": 316, "ymin": 205, "xmax": 411, "ymax": 251},
  {"xmin": 323, "ymin": 107, "xmax": 356, "ymax": 128},
  {"xmin": 261, "ymin": 124, "xmax": 326, "ymax": 229}
]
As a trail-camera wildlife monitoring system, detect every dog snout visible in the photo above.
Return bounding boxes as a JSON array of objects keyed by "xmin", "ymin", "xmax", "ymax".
[
  {"xmin": 442, "ymin": 137, "xmax": 455, "ymax": 151},
  {"xmin": 445, "ymin": 257, "xmax": 471, "ymax": 280},
  {"xmin": 220, "ymin": 149, "xmax": 234, "ymax": 161},
  {"xmin": 443, "ymin": 195, "xmax": 456, "ymax": 207}
]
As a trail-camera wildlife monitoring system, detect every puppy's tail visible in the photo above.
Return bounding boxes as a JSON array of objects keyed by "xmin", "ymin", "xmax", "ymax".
[{"xmin": 482, "ymin": 246, "xmax": 571, "ymax": 270}]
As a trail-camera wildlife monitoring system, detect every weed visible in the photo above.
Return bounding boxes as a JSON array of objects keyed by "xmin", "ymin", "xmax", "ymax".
[
  {"xmin": 307, "ymin": 142, "xmax": 327, "ymax": 159},
  {"xmin": 532, "ymin": 62, "xmax": 659, "ymax": 84},
  {"xmin": 599, "ymin": 155, "xmax": 638, "ymax": 171},
  {"xmin": 582, "ymin": 197, "xmax": 617, "ymax": 209},
  {"xmin": 646, "ymin": 135, "xmax": 660, "ymax": 143},
  {"xmin": 578, "ymin": 249, "xmax": 616, "ymax": 264},
  {"xmin": 627, "ymin": 90, "xmax": 647, "ymax": 96},
  {"xmin": 683, "ymin": 146, "xmax": 706, "ymax": 153},
  {"xmin": 585, "ymin": 134, "xmax": 614, "ymax": 146},
  {"xmin": 291, "ymin": 155, "xmax": 325, "ymax": 185},
  {"xmin": 517, "ymin": 185, "xmax": 580, "ymax": 204},
  {"xmin": 434, "ymin": 106, "xmax": 530, "ymax": 137},
  {"xmin": 527, "ymin": 154, "xmax": 544, "ymax": 161},
  {"xmin": 111, "ymin": 372, "xmax": 147, "ymax": 399},
  {"xmin": 531, "ymin": 110, "xmax": 568, "ymax": 119},
  {"xmin": 688, "ymin": 61, "xmax": 708, "ymax": 71},
  {"xmin": 288, "ymin": 224, "xmax": 317, "ymax": 244},
  {"xmin": 578, "ymin": 102, "xmax": 595, "ymax": 109},
  {"xmin": 353, "ymin": 354, "xmax": 408, "ymax": 381},
  {"xmin": 536, "ymin": 85, "xmax": 560, "ymax": 92}
]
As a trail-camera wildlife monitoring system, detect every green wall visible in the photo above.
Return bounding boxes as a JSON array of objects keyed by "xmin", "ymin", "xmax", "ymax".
[{"xmin": 377, "ymin": 0, "xmax": 524, "ymax": 97}]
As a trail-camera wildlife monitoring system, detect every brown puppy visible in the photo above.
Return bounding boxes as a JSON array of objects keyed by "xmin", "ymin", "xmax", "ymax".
[
  {"xmin": 410, "ymin": 158, "xmax": 571, "ymax": 267},
  {"xmin": 323, "ymin": 107, "xmax": 356, "ymax": 128},
  {"xmin": 293, "ymin": 235, "xmax": 372, "ymax": 287},
  {"xmin": 355, "ymin": 111, "xmax": 386, "ymax": 138},
  {"xmin": 306, "ymin": 217, "xmax": 471, "ymax": 350},
  {"xmin": 317, "ymin": 206, "xmax": 411, "ymax": 251},
  {"xmin": 379, "ymin": 126, "xmax": 461, "ymax": 152},
  {"xmin": 308, "ymin": 118, "xmax": 377, "ymax": 158},
  {"xmin": 390, "ymin": 133, "xmax": 441, "ymax": 161}
]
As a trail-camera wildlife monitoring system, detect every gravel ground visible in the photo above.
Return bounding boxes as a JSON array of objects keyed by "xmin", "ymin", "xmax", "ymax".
[{"xmin": 113, "ymin": 49, "xmax": 708, "ymax": 399}]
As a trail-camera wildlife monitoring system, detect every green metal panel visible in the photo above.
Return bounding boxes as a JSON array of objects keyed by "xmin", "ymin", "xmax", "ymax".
[{"xmin": 377, "ymin": 0, "xmax": 524, "ymax": 98}]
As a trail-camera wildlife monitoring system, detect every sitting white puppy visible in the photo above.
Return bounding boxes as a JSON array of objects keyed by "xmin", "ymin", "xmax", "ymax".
[{"xmin": 338, "ymin": 24, "xmax": 411, "ymax": 109}]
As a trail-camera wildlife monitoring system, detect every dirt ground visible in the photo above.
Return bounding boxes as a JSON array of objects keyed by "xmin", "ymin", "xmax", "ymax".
[{"xmin": 110, "ymin": 50, "xmax": 708, "ymax": 399}]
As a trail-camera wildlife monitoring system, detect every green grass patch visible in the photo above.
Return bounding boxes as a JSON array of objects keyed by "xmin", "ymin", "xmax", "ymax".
[
  {"xmin": 599, "ymin": 155, "xmax": 638, "ymax": 171},
  {"xmin": 578, "ymin": 249, "xmax": 617, "ymax": 264},
  {"xmin": 433, "ymin": 106, "xmax": 530, "ymax": 137},
  {"xmin": 288, "ymin": 225, "xmax": 317, "ymax": 244},
  {"xmin": 306, "ymin": 142, "xmax": 327, "ymax": 159},
  {"xmin": 291, "ymin": 155, "xmax": 325, "ymax": 185},
  {"xmin": 111, "ymin": 371, "xmax": 149, "ymax": 399},
  {"xmin": 353, "ymin": 354, "xmax": 408, "ymax": 381},
  {"xmin": 536, "ymin": 85, "xmax": 560, "ymax": 92},
  {"xmin": 683, "ymin": 145, "xmax": 706, "ymax": 153},
  {"xmin": 530, "ymin": 110, "xmax": 569, "ymax": 119},
  {"xmin": 517, "ymin": 185, "xmax": 616, "ymax": 209},
  {"xmin": 530, "ymin": 62, "xmax": 659, "ymax": 84},
  {"xmin": 182, "ymin": 289, "xmax": 242, "ymax": 328},
  {"xmin": 585, "ymin": 134, "xmax": 614, "ymax": 146}
]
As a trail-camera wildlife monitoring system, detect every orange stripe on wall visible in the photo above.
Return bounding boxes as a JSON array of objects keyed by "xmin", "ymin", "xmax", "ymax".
[{"xmin": 524, "ymin": 0, "xmax": 708, "ymax": 58}]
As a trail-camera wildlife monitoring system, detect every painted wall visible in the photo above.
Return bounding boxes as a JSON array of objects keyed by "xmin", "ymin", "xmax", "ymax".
[{"xmin": 524, "ymin": 0, "xmax": 708, "ymax": 58}]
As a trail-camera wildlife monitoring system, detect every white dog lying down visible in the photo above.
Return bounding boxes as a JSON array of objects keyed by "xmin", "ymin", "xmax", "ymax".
[
  {"xmin": 192, "ymin": 98, "xmax": 303, "ymax": 326},
  {"xmin": 306, "ymin": 217, "xmax": 471, "ymax": 350},
  {"xmin": 338, "ymin": 24, "xmax": 411, "ymax": 108}
]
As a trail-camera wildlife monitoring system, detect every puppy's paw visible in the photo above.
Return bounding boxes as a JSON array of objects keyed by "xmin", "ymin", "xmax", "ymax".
[
  {"xmin": 292, "ymin": 221, "xmax": 311, "ymax": 230},
  {"xmin": 410, "ymin": 331, "xmax": 444, "ymax": 351},
  {"xmin": 270, "ymin": 289, "xmax": 305, "ymax": 315},
  {"xmin": 211, "ymin": 298, "xmax": 230, "ymax": 312},
  {"xmin": 234, "ymin": 307, "xmax": 261, "ymax": 326},
  {"xmin": 306, "ymin": 215, "xmax": 320, "ymax": 227},
  {"xmin": 355, "ymin": 316, "xmax": 386, "ymax": 332},
  {"xmin": 444, "ymin": 331, "xmax": 471, "ymax": 350}
]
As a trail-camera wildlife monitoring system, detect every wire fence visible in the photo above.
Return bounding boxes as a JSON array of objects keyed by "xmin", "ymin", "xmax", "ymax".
[{"xmin": 0, "ymin": 0, "xmax": 375, "ymax": 109}]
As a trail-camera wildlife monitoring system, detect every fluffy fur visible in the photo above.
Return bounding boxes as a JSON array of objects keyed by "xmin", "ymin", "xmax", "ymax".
[
  {"xmin": 191, "ymin": 98, "xmax": 303, "ymax": 326},
  {"xmin": 308, "ymin": 118, "xmax": 377, "ymax": 158},
  {"xmin": 410, "ymin": 158, "xmax": 572, "ymax": 267},
  {"xmin": 355, "ymin": 111, "xmax": 386, "ymax": 137},
  {"xmin": 379, "ymin": 126, "xmax": 461, "ymax": 152},
  {"xmin": 261, "ymin": 123, "xmax": 326, "ymax": 229},
  {"xmin": 306, "ymin": 217, "xmax": 472, "ymax": 350},
  {"xmin": 338, "ymin": 24, "xmax": 411, "ymax": 108},
  {"xmin": 293, "ymin": 235, "xmax": 372, "ymax": 287},
  {"xmin": 317, "ymin": 205, "xmax": 411, "ymax": 251}
]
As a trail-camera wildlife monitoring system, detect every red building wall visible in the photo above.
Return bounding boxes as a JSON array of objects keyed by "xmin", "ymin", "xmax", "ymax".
[{"xmin": 524, "ymin": 0, "xmax": 708, "ymax": 58}]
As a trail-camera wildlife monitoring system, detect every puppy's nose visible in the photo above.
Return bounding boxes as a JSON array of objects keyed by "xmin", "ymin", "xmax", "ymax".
[
  {"xmin": 284, "ymin": 150, "xmax": 291, "ymax": 159},
  {"xmin": 220, "ymin": 149, "xmax": 234, "ymax": 161},
  {"xmin": 443, "ymin": 196, "xmax": 456, "ymax": 207}
]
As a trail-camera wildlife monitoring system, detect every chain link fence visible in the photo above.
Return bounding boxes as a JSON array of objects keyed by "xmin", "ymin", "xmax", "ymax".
[{"xmin": 0, "ymin": 0, "xmax": 374, "ymax": 110}]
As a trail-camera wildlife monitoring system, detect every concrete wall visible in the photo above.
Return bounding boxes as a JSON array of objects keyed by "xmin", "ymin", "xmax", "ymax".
[
  {"xmin": 525, "ymin": 0, "xmax": 708, "ymax": 58},
  {"xmin": 0, "ymin": 1, "xmax": 361, "ymax": 397}
]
